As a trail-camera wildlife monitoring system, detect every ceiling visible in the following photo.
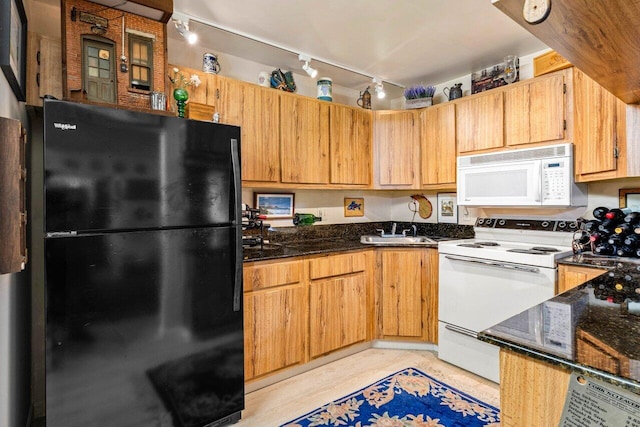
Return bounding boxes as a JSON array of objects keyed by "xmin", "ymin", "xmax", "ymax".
[{"xmin": 170, "ymin": 0, "xmax": 549, "ymax": 92}]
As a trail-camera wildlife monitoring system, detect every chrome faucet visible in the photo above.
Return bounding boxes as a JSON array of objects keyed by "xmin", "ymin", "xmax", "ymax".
[
  {"xmin": 391, "ymin": 222, "xmax": 397, "ymax": 236},
  {"xmin": 402, "ymin": 224, "xmax": 417, "ymax": 237}
]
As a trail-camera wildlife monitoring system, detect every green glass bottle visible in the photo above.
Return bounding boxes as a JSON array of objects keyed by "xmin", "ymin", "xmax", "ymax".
[{"xmin": 293, "ymin": 213, "xmax": 322, "ymax": 226}]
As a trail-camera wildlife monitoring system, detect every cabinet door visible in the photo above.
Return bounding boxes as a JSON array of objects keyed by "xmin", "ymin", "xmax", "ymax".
[
  {"xmin": 557, "ymin": 264, "xmax": 607, "ymax": 294},
  {"xmin": 209, "ymin": 76, "xmax": 280, "ymax": 183},
  {"xmin": 244, "ymin": 286, "xmax": 306, "ymax": 380},
  {"xmin": 421, "ymin": 103, "xmax": 456, "ymax": 187},
  {"xmin": 379, "ymin": 249, "xmax": 424, "ymax": 339},
  {"xmin": 329, "ymin": 105, "xmax": 372, "ymax": 185},
  {"xmin": 573, "ymin": 69, "xmax": 619, "ymax": 177},
  {"xmin": 309, "ymin": 274, "xmax": 367, "ymax": 358},
  {"xmin": 280, "ymin": 96, "xmax": 330, "ymax": 184},
  {"xmin": 456, "ymin": 91, "xmax": 504, "ymax": 154},
  {"xmin": 0, "ymin": 118, "xmax": 27, "ymax": 273},
  {"xmin": 374, "ymin": 110, "xmax": 420, "ymax": 188},
  {"xmin": 505, "ymin": 74, "xmax": 565, "ymax": 146}
]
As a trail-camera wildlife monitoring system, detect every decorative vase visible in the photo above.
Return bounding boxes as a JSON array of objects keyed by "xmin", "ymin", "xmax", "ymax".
[{"xmin": 173, "ymin": 88, "xmax": 189, "ymax": 118}]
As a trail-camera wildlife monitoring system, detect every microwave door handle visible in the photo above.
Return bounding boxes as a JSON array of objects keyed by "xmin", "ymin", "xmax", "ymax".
[{"xmin": 444, "ymin": 255, "xmax": 540, "ymax": 274}]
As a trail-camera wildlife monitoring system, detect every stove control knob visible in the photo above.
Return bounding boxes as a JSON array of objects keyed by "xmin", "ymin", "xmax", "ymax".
[
  {"xmin": 557, "ymin": 221, "xmax": 567, "ymax": 229},
  {"xmin": 498, "ymin": 219, "xmax": 506, "ymax": 226},
  {"xmin": 569, "ymin": 222, "xmax": 578, "ymax": 229},
  {"xmin": 477, "ymin": 218, "xmax": 485, "ymax": 225},
  {"xmin": 541, "ymin": 221, "xmax": 550, "ymax": 228},
  {"xmin": 485, "ymin": 219, "xmax": 493, "ymax": 226}
]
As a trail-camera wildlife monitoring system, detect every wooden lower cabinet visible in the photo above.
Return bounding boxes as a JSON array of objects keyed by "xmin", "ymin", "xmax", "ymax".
[
  {"xmin": 308, "ymin": 251, "xmax": 373, "ymax": 358},
  {"xmin": 376, "ymin": 248, "xmax": 438, "ymax": 342},
  {"xmin": 243, "ymin": 250, "xmax": 374, "ymax": 381},
  {"xmin": 500, "ymin": 349, "xmax": 570, "ymax": 427},
  {"xmin": 557, "ymin": 264, "xmax": 608, "ymax": 294},
  {"xmin": 243, "ymin": 258, "xmax": 307, "ymax": 381},
  {"xmin": 309, "ymin": 274, "xmax": 368, "ymax": 358}
]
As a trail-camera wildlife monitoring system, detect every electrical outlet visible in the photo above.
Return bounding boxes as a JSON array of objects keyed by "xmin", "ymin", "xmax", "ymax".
[{"xmin": 318, "ymin": 208, "xmax": 326, "ymax": 219}]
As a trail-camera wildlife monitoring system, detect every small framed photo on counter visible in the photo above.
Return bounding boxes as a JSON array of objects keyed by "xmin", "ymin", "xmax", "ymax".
[
  {"xmin": 254, "ymin": 192, "xmax": 295, "ymax": 219},
  {"xmin": 437, "ymin": 193, "xmax": 458, "ymax": 224}
]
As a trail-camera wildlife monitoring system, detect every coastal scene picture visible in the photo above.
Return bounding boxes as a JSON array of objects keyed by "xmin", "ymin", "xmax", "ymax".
[{"xmin": 254, "ymin": 193, "xmax": 295, "ymax": 219}]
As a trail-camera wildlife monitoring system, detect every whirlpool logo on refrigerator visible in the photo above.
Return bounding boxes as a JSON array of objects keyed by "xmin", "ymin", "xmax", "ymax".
[{"xmin": 53, "ymin": 122, "xmax": 77, "ymax": 130}]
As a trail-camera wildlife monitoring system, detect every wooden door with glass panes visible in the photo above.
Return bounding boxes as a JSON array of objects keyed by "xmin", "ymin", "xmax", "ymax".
[{"xmin": 83, "ymin": 38, "xmax": 115, "ymax": 104}]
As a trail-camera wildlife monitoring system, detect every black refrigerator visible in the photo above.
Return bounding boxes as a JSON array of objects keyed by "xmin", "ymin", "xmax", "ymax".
[{"xmin": 41, "ymin": 99, "xmax": 244, "ymax": 427}]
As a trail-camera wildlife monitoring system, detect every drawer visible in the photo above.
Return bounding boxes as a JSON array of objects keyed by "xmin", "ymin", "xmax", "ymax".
[
  {"xmin": 243, "ymin": 259, "xmax": 303, "ymax": 291},
  {"xmin": 309, "ymin": 251, "xmax": 367, "ymax": 280}
]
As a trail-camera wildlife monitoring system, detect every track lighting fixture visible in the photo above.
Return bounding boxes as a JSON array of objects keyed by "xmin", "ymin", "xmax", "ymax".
[
  {"xmin": 173, "ymin": 13, "xmax": 198, "ymax": 45},
  {"xmin": 298, "ymin": 54, "xmax": 318, "ymax": 78},
  {"xmin": 373, "ymin": 78, "xmax": 386, "ymax": 99}
]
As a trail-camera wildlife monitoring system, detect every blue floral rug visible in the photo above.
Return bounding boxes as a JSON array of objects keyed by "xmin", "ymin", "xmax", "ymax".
[{"xmin": 281, "ymin": 367, "xmax": 500, "ymax": 427}]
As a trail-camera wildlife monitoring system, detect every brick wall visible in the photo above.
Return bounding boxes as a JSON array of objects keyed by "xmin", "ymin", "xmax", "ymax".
[{"xmin": 62, "ymin": 0, "xmax": 167, "ymax": 109}]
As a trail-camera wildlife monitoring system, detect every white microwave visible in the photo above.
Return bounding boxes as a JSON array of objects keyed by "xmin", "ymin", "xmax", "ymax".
[{"xmin": 457, "ymin": 143, "xmax": 588, "ymax": 207}]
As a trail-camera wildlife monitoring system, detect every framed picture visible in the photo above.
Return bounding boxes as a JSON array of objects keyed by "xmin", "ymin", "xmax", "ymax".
[
  {"xmin": 344, "ymin": 197, "xmax": 364, "ymax": 217},
  {"xmin": 619, "ymin": 188, "xmax": 640, "ymax": 210},
  {"xmin": 0, "ymin": 0, "xmax": 27, "ymax": 101},
  {"xmin": 437, "ymin": 193, "xmax": 458, "ymax": 224},
  {"xmin": 471, "ymin": 58, "xmax": 519, "ymax": 95},
  {"xmin": 254, "ymin": 193, "xmax": 295, "ymax": 219}
]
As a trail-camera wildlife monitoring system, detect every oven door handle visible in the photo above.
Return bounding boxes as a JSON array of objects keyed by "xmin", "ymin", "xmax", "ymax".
[
  {"xmin": 444, "ymin": 254, "xmax": 540, "ymax": 274},
  {"xmin": 444, "ymin": 324, "xmax": 478, "ymax": 339}
]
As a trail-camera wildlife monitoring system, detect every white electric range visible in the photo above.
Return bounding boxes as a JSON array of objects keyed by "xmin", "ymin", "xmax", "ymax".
[{"xmin": 437, "ymin": 218, "xmax": 578, "ymax": 383}]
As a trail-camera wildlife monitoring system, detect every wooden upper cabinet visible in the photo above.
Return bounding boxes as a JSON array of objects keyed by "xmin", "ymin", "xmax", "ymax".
[
  {"xmin": 505, "ymin": 73, "xmax": 565, "ymax": 146},
  {"xmin": 207, "ymin": 75, "xmax": 280, "ymax": 183},
  {"xmin": 572, "ymin": 69, "xmax": 619, "ymax": 178},
  {"xmin": 373, "ymin": 110, "xmax": 420, "ymax": 188},
  {"xmin": 420, "ymin": 103, "xmax": 456, "ymax": 188},
  {"xmin": 280, "ymin": 96, "xmax": 330, "ymax": 184},
  {"xmin": 329, "ymin": 105, "xmax": 372, "ymax": 186},
  {"xmin": 27, "ymin": 32, "xmax": 62, "ymax": 106},
  {"xmin": 456, "ymin": 91, "xmax": 504, "ymax": 154}
]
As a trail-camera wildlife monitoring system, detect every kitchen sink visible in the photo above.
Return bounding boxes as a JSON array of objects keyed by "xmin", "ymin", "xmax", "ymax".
[{"xmin": 360, "ymin": 235, "xmax": 437, "ymax": 245}]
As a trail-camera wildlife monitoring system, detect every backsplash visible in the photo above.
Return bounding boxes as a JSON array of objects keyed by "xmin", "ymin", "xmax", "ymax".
[{"xmin": 245, "ymin": 221, "xmax": 474, "ymax": 244}]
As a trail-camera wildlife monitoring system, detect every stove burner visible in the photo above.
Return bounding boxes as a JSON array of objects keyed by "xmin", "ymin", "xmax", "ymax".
[
  {"xmin": 476, "ymin": 241, "xmax": 500, "ymax": 246},
  {"xmin": 506, "ymin": 248, "xmax": 548, "ymax": 255},
  {"xmin": 531, "ymin": 246, "xmax": 560, "ymax": 253},
  {"xmin": 458, "ymin": 243, "xmax": 484, "ymax": 248}
]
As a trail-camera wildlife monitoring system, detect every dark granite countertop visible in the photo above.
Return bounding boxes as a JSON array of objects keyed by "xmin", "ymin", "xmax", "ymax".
[
  {"xmin": 479, "ymin": 262, "xmax": 640, "ymax": 394},
  {"xmin": 242, "ymin": 221, "xmax": 472, "ymax": 262}
]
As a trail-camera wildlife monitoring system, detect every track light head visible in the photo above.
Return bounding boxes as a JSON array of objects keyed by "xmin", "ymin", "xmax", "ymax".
[
  {"xmin": 373, "ymin": 78, "xmax": 386, "ymax": 99},
  {"xmin": 173, "ymin": 13, "xmax": 198, "ymax": 45},
  {"xmin": 298, "ymin": 54, "xmax": 318, "ymax": 78}
]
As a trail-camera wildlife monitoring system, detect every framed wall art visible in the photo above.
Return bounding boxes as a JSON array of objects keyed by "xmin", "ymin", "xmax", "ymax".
[
  {"xmin": 254, "ymin": 192, "xmax": 295, "ymax": 219},
  {"xmin": 344, "ymin": 197, "xmax": 364, "ymax": 217},
  {"xmin": 437, "ymin": 193, "xmax": 458, "ymax": 224},
  {"xmin": 0, "ymin": 0, "xmax": 28, "ymax": 101}
]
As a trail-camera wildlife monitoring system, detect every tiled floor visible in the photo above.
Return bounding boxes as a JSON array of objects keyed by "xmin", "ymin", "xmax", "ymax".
[{"xmin": 237, "ymin": 348, "xmax": 500, "ymax": 426}]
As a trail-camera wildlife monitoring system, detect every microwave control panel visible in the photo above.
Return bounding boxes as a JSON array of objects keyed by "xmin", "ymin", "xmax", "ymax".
[{"xmin": 541, "ymin": 158, "xmax": 571, "ymax": 205}]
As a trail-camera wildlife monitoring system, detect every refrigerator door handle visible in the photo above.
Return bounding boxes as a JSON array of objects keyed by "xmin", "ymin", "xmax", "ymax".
[{"xmin": 231, "ymin": 137, "xmax": 242, "ymax": 312}]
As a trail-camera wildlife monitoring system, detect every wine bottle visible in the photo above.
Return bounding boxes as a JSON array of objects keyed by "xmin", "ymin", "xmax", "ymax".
[
  {"xmin": 589, "ymin": 231, "xmax": 609, "ymax": 244},
  {"xmin": 583, "ymin": 220, "xmax": 602, "ymax": 233},
  {"xmin": 608, "ymin": 234, "xmax": 624, "ymax": 246},
  {"xmin": 624, "ymin": 234, "xmax": 640, "ymax": 247},
  {"xmin": 624, "ymin": 211, "xmax": 640, "ymax": 225},
  {"xmin": 614, "ymin": 223, "xmax": 634, "ymax": 236},
  {"xmin": 592, "ymin": 206, "xmax": 610, "ymax": 220},
  {"xmin": 594, "ymin": 242, "xmax": 616, "ymax": 255},
  {"xmin": 597, "ymin": 219, "xmax": 617, "ymax": 234},
  {"xmin": 605, "ymin": 208, "xmax": 627, "ymax": 222},
  {"xmin": 617, "ymin": 245, "xmax": 636, "ymax": 257},
  {"xmin": 293, "ymin": 213, "xmax": 322, "ymax": 226}
]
